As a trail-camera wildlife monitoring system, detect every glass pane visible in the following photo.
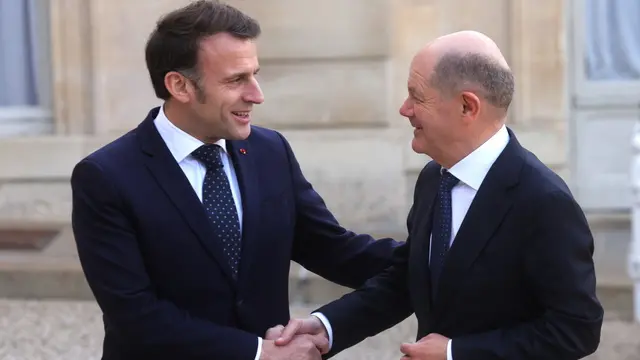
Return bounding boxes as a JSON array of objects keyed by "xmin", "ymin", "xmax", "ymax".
[
  {"xmin": 584, "ymin": 0, "xmax": 640, "ymax": 81},
  {"xmin": 0, "ymin": 0, "xmax": 39, "ymax": 106}
]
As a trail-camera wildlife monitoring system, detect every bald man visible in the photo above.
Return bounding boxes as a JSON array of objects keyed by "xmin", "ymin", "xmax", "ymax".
[{"xmin": 268, "ymin": 31, "xmax": 604, "ymax": 360}]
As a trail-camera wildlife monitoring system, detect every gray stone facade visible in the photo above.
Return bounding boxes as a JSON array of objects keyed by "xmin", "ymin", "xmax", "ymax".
[{"xmin": 0, "ymin": 0, "xmax": 634, "ymax": 317}]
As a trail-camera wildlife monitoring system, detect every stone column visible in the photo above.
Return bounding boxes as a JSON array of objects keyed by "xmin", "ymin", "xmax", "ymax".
[
  {"xmin": 508, "ymin": 0, "xmax": 566, "ymax": 129},
  {"xmin": 505, "ymin": 0, "xmax": 567, "ymax": 178},
  {"xmin": 50, "ymin": 0, "xmax": 94, "ymax": 135},
  {"xmin": 630, "ymin": 124, "xmax": 640, "ymax": 323}
]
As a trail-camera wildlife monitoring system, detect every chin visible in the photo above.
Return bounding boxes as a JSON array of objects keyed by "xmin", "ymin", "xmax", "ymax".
[
  {"xmin": 231, "ymin": 125, "xmax": 252, "ymax": 140},
  {"xmin": 411, "ymin": 138, "xmax": 427, "ymax": 154}
]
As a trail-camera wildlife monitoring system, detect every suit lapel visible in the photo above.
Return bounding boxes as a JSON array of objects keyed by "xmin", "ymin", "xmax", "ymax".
[
  {"xmin": 408, "ymin": 163, "xmax": 440, "ymax": 322},
  {"xmin": 136, "ymin": 109, "xmax": 237, "ymax": 285},
  {"xmin": 226, "ymin": 139, "xmax": 261, "ymax": 287},
  {"xmin": 433, "ymin": 130, "xmax": 524, "ymax": 312}
]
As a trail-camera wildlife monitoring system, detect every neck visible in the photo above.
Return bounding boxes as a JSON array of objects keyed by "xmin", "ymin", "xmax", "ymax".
[
  {"xmin": 436, "ymin": 122, "xmax": 503, "ymax": 169},
  {"xmin": 163, "ymin": 100, "xmax": 213, "ymax": 144}
]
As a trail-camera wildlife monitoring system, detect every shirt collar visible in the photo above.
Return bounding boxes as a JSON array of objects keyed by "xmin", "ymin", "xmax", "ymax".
[
  {"xmin": 153, "ymin": 105, "xmax": 227, "ymax": 163},
  {"xmin": 444, "ymin": 125, "xmax": 509, "ymax": 191}
]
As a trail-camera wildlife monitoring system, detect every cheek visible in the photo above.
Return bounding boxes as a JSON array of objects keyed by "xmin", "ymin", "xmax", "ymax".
[
  {"xmin": 414, "ymin": 106, "xmax": 433, "ymax": 129},
  {"xmin": 207, "ymin": 85, "xmax": 237, "ymax": 105}
]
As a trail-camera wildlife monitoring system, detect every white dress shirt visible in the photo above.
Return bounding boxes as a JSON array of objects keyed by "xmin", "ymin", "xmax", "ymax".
[
  {"xmin": 154, "ymin": 107, "xmax": 263, "ymax": 359},
  {"xmin": 153, "ymin": 106, "xmax": 243, "ymax": 225},
  {"xmin": 313, "ymin": 125, "xmax": 509, "ymax": 360}
]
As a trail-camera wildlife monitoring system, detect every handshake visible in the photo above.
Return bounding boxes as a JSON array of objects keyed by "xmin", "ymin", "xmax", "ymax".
[
  {"xmin": 260, "ymin": 316, "xmax": 329, "ymax": 360},
  {"xmin": 260, "ymin": 316, "xmax": 452, "ymax": 360}
]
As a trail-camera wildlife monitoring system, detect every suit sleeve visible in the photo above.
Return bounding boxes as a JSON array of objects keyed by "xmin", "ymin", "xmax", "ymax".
[
  {"xmin": 71, "ymin": 159, "xmax": 259, "ymax": 360},
  {"xmin": 451, "ymin": 190, "xmax": 604, "ymax": 360},
  {"xmin": 312, "ymin": 208, "xmax": 415, "ymax": 356},
  {"xmin": 275, "ymin": 132, "xmax": 402, "ymax": 288}
]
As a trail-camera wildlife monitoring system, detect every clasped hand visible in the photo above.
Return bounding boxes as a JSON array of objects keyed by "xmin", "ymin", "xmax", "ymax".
[
  {"xmin": 264, "ymin": 317, "xmax": 448, "ymax": 360},
  {"xmin": 261, "ymin": 317, "xmax": 329, "ymax": 360}
]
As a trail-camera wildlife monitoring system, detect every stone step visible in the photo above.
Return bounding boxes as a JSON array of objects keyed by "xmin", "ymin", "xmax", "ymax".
[{"xmin": 0, "ymin": 257, "xmax": 635, "ymax": 321}]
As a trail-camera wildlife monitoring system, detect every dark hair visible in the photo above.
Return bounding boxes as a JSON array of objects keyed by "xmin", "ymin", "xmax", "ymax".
[
  {"xmin": 429, "ymin": 52, "xmax": 514, "ymax": 110},
  {"xmin": 145, "ymin": 0, "xmax": 261, "ymax": 100}
]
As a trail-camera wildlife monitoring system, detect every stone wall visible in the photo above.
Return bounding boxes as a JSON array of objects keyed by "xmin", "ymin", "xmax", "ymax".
[{"xmin": 0, "ymin": 0, "xmax": 584, "ymax": 297}]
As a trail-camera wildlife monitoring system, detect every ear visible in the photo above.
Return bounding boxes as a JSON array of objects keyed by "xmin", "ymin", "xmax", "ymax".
[
  {"xmin": 164, "ymin": 71, "xmax": 193, "ymax": 103},
  {"xmin": 460, "ymin": 91, "xmax": 481, "ymax": 120}
]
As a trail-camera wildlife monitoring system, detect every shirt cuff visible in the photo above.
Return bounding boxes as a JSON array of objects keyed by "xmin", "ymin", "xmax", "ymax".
[
  {"xmin": 310, "ymin": 312, "xmax": 334, "ymax": 351},
  {"xmin": 254, "ymin": 336, "xmax": 262, "ymax": 360},
  {"xmin": 447, "ymin": 339, "xmax": 453, "ymax": 360}
]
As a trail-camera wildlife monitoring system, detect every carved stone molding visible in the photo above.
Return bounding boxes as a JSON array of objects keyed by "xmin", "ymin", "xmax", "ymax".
[
  {"xmin": 0, "ymin": 221, "xmax": 64, "ymax": 250},
  {"xmin": 0, "ymin": 182, "xmax": 72, "ymax": 221},
  {"xmin": 0, "ymin": 228, "xmax": 59, "ymax": 250},
  {"xmin": 50, "ymin": 0, "xmax": 94, "ymax": 135}
]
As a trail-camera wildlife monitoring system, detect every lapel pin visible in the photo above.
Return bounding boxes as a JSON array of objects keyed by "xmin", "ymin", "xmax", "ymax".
[{"xmin": 239, "ymin": 148, "xmax": 247, "ymax": 155}]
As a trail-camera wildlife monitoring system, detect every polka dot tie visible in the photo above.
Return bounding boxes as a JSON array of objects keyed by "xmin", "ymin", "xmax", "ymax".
[
  {"xmin": 191, "ymin": 144, "xmax": 242, "ymax": 275},
  {"xmin": 430, "ymin": 169, "xmax": 459, "ymax": 291}
]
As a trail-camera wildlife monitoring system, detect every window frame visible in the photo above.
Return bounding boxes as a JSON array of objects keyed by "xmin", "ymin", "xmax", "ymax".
[{"xmin": 0, "ymin": 0, "xmax": 53, "ymax": 137}]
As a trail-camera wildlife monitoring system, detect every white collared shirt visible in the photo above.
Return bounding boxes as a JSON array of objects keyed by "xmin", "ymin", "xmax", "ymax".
[
  {"xmin": 434, "ymin": 124, "xmax": 509, "ymax": 256},
  {"xmin": 153, "ymin": 106, "xmax": 243, "ymax": 231},
  {"xmin": 314, "ymin": 125, "xmax": 510, "ymax": 360}
]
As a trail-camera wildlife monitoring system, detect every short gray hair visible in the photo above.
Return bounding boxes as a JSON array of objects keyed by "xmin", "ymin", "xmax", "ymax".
[{"xmin": 429, "ymin": 52, "xmax": 514, "ymax": 110}]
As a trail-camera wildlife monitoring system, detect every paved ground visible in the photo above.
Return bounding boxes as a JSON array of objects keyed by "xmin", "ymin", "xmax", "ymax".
[{"xmin": 0, "ymin": 299, "xmax": 639, "ymax": 360}]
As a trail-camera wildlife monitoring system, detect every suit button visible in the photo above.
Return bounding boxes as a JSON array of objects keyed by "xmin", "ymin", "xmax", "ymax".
[{"xmin": 236, "ymin": 299, "xmax": 244, "ymax": 307}]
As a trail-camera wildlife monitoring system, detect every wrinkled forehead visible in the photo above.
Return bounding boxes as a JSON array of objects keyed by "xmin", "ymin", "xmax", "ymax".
[{"xmin": 408, "ymin": 52, "xmax": 436, "ymax": 88}]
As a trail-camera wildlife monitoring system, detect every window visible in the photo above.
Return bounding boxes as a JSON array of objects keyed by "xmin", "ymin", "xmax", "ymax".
[
  {"xmin": 584, "ymin": 0, "xmax": 640, "ymax": 81},
  {"xmin": 571, "ymin": 0, "xmax": 640, "ymax": 106},
  {"xmin": 569, "ymin": 0, "xmax": 640, "ymax": 210},
  {"xmin": 0, "ymin": 0, "xmax": 53, "ymax": 137}
]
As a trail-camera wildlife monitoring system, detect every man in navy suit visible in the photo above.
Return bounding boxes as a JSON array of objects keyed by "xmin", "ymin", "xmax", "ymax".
[
  {"xmin": 70, "ymin": 1, "xmax": 400, "ymax": 359},
  {"xmin": 272, "ymin": 31, "xmax": 604, "ymax": 360}
]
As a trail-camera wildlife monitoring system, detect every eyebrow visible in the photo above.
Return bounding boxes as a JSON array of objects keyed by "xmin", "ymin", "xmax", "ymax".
[{"xmin": 225, "ymin": 67, "xmax": 260, "ymax": 81}]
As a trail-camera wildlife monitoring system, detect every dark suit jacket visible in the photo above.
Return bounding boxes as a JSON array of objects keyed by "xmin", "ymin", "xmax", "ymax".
[
  {"xmin": 70, "ymin": 107, "xmax": 401, "ymax": 360},
  {"xmin": 317, "ymin": 129, "xmax": 604, "ymax": 360}
]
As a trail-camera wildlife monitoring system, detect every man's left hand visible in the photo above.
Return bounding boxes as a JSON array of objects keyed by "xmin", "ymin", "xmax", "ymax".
[{"xmin": 400, "ymin": 333, "xmax": 449, "ymax": 360}]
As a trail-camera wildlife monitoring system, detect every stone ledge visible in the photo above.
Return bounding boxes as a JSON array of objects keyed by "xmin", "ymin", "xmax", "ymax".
[
  {"xmin": 0, "ymin": 258, "xmax": 633, "ymax": 320},
  {"xmin": 0, "ymin": 135, "xmax": 116, "ymax": 180},
  {"xmin": 0, "ymin": 262, "xmax": 92, "ymax": 300},
  {"xmin": 0, "ymin": 221, "xmax": 65, "ymax": 250},
  {"xmin": 0, "ymin": 125, "xmax": 569, "ymax": 181},
  {"xmin": 0, "ymin": 229, "xmax": 59, "ymax": 250}
]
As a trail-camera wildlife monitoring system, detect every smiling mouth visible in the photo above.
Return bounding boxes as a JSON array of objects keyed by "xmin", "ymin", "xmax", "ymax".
[{"xmin": 231, "ymin": 111, "xmax": 250, "ymax": 119}]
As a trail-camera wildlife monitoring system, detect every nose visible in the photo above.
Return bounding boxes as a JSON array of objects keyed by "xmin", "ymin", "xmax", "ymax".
[
  {"xmin": 399, "ymin": 98, "xmax": 413, "ymax": 118},
  {"xmin": 244, "ymin": 78, "xmax": 264, "ymax": 104}
]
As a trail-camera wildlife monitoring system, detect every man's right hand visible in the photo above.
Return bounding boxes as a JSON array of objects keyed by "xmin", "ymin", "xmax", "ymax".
[
  {"xmin": 266, "ymin": 317, "xmax": 329, "ymax": 354},
  {"xmin": 259, "ymin": 336, "xmax": 322, "ymax": 360}
]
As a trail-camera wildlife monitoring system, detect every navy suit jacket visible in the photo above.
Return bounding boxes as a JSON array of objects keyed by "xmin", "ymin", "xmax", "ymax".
[
  {"xmin": 70, "ymin": 107, "xmax": 401, "ymax": 360},
  {"xmin": 316, "ymin": 129, "xmax": 604, "ymax": 360}
]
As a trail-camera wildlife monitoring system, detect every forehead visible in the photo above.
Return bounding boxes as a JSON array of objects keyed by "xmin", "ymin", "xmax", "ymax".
[
  {"xmin": 198, "ymin": 33, "xmax": 259, "ymax": 77},
  {"xmin": 407, "ymin": 55, "xmax": 435, "ymax": 92}
]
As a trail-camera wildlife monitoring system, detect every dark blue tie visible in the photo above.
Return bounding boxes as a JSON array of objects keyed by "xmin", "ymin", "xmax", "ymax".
[
  {"xmin": 191, "ymin": 144, "xmax": 242, "ymax": 275},
  {"xmin": 430, "ymin": 169, "xmax": 459, "ymax": 291}
]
